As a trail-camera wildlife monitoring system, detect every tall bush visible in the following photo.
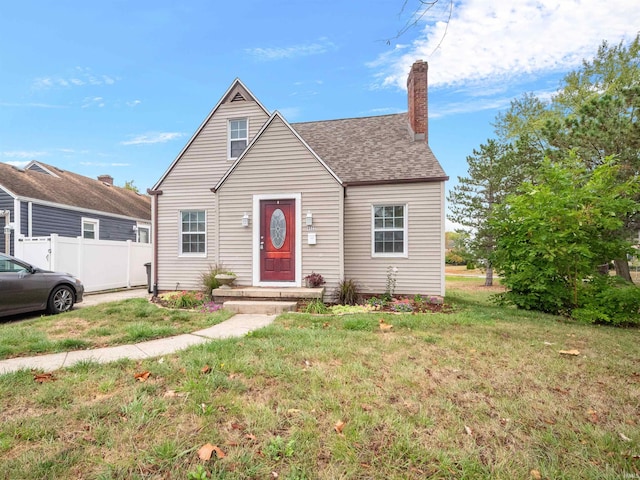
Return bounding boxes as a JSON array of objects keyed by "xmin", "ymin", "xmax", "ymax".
[{"xmin": 491, "ymin": 156, "xmax": 639, "ymax": 318}]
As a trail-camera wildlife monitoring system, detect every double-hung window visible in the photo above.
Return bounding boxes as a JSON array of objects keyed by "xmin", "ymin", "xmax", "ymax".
[
  {"xmin": 82, "ymin": 218, "xmax": 99, "ymax": 240},
  {"xmin": 372, "ymin": 205, "xmax": 407, "ymax": 256},
  {"xmin": 229, "ymin": 118, "xmax": 248, "ymax": 159},
  {"xmin": 180, "ymin": 210, "xmax": 206, "ymax": 255}
]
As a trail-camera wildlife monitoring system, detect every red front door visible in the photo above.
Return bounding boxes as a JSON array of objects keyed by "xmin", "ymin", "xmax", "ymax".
[{"xmin": 260, "ymin": 199, "xmax": 295, "ymax": 282}]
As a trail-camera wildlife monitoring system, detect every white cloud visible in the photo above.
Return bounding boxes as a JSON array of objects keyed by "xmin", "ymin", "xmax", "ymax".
[
  {"xmin": 127, "ymin": 100, "xmax": 142, "ymax": 107},
  {"xmin": 81, "ymin": 96, "xmax": 105, "ymax": 108},
  {"xmin": 0, "ymin": 102, "xmax": 66, "ymax": 108},
  {"xmin": 372, "ymin": 0, "xmax": 640, "ymax": 91},
  {"xmin": 6, "ymin": 160, "xmax": 30, "ymax": 168},
  {"xmin": 1, "ymin": 150, "xmax": 47, "ymax": 159},
  {"xmin": 246, "ymin": 38, "xmax": 336, "ymax": 61},
  {"xmin": 121, "ymin": 132, "xmax": 184, "ymax": 146},
  {"xmin": 80, "ymin": 161, "xmax": 131, "ymax": 167},
  {"xmin": 33, "ymin": 67, "xmax": 118, "ymax": 90}
]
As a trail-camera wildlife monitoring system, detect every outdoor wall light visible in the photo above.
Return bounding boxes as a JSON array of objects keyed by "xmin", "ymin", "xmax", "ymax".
[
  {"xmin": 132, "ymin": 225, "xmax": 138, "ymax": 232},
  {"xmin": 306, "ymin": 211, "xmax": 313, "ymax": 226},
  {"xmin": 4, "ymin": 224, "xmax": 13, "ymax": 236},
  {"xmin": 242, "ymin": 212, "xmax": 250, "ymax": 227}
]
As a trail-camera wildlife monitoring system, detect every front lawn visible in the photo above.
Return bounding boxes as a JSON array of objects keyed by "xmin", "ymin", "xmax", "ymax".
[
  {"xmin": 0, "ymin": 299, "xmax": 233, "ymax": 359},
  {"xmin": 0, "ymin": 278, "xmax": 638, "ymax": 479}
]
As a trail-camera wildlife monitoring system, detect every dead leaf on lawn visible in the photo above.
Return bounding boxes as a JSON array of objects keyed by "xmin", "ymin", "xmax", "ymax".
[
  {"xmin": 134, "ymin": 371, "xmax": 151, "ymax": 382},
  {"xmin": 530, "ymin": 469, "xmax": 542, "ymax": 479},
  {"xmin": 334, "ymin": 420, "xmax": 346, "ymax": 434},
  {"xmin": 212, "ymin": 445, "xmax": 226, "ymax": 458},
  {"xmin": 559, "ymin": 349, "xmax": 580, "ymax": 356},
  {"xmin": 198, "ymin": 443, "xmax": 215, "ymax": 461},
  {"xmin": 587, "ymin": 409, "xmax": 599, "ymax": 424},
  {"xmin": 33, "ymin": 372, "xmax": 55, "ymax": 383},
  {"xmin": 245, "ymin": 433, "xmax": 257, "ymax": 441},
  {"xmin": 379, "ymin": 318, "xmax": 393, "ymax": 332},
  {"xmin": 201, "ymin": 365, "xmax": 212, "ymax": 374},
  {"xmin": 197, "ymin": 443, "xmax": 225, "ymax": 460},
  {"xmin": 619, "ymin": 432, "xmax": 631, "ymax": 442},
  {"xmin": 271, "ymin": 472, "xmax": 279, "ymax": 478},
  {"xmin": 231, "ymin": 422, "xmax": 244, "ymax": 430},
  {"xmin": 464, "ymin": 425, "xmax": 473, "ymax": 436}
]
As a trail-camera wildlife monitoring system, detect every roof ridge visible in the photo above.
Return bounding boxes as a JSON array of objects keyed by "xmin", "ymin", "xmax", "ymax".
[{"xmin": 291, "ymin": 112, "xmax": 406, "ymax": 126}]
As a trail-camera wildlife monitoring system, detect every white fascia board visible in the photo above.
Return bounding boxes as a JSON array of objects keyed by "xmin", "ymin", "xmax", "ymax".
[
  {"xmin": 152, "ymin": 78, "xmax": 271, "ymax": 191},
  {"xmin": 24, "ymin": 161, "xmax": 60, "ymax": 178}
]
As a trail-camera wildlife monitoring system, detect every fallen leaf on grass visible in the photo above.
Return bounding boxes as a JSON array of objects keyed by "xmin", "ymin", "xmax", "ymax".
[
  {"xmin": 33, "ymin": 372, "xmax": 55, "ymax": 383},
  {"xmin": 619, "ymin": 432, "xmax": 631, "ymax": 442},
  {"xmin": 559, "ymin": 349, "xmax": 580, "ymax": 356},
  {"xmin": 134, "ymin": 371, "xmax": 150, "ymax": 382},
  {"xmin": 201, "ymin": 365, "xmax": 212, "ymax": 374},
  {"xmin": 334, "ymin": 421, "xmax": 346, "ymax": 434},
  {"xmin": 197, "ymin": 443, "xmax": 226, "ymax": 460},
  {"xmin": 245, "ymin": 433, "xmax": 257, "ymax": 441},
  {"xmin": 379, "ymin": 318, "xmax": 393, "ymax": 332},
  {"xmin": 530, "ymin": 469, "xmax": 542, "ymax": 479},
  {"xmin": 271, "ymin": 472, "xmax": 279, "ymax": 478},
  {"xmin": 231, "ymin": 422, "xmax": 244, "ymax": 430},
  {"xmin": 464, "ymin": 425, "xmax": 473, "ymax": 436},
  {"xmin": 586, "ymin": 409, "xmax": 599, "ymax": 424}
]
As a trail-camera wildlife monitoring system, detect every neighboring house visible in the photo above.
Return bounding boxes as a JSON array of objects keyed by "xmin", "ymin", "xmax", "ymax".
[
  {"xmin": 0, "ymin": 160, "xmax": 151, "ymax": 256},
  {"xmin": 150, "ymin": 60, "xmax": 448, "ymax": 298}
]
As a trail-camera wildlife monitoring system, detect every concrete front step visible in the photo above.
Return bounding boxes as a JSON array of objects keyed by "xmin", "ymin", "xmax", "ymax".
[
  {"xmin": 223, "ymin": 300, "xmax": 298, "ymax": 315},
  {"xmin": 213, "ymin": 286, "xmax": 324, "ymax": 303}
]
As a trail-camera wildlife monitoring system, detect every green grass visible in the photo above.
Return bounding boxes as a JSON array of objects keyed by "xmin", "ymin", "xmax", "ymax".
[
  {"xmin": 0, "ymin": 279, "xmax": 638, "ymax": 478},
  {"xmin": 0, "ymin": 298, "xmax": 233, "ymax": 359}
]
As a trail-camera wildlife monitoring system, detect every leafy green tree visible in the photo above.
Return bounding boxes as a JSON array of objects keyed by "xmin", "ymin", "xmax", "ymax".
[
  {"xmin": 491, "ymin": 155, "xmax": 639, "ymax": 316},
  {"xmin": 122, "ymin": 180, "xmax": 140, "ymax": 193},
  {"xmin": 447, "ymin": 139, "xmax": 526, "ymax": 286},
  {"xmin": 494, "ymin": 35, "xmax": 640, "ymax": 281}
]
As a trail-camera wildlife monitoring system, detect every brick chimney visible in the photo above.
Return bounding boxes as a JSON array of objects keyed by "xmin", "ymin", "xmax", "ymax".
[
  {"xmin": 98, "ymin": 174, "xmax": 113, "ymax": 185},
  {"xmin": 407, "ymin": 60, "xmax": 428, "ymax": 142}
]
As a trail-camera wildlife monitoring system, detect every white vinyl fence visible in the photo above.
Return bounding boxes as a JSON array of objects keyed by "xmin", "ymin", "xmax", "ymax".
[{"xmin": 15, "ymin": 234, "xmax": 152, "ymax": 293}]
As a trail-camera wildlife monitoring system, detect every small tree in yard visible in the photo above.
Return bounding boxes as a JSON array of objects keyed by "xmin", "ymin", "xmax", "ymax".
[
  {"xmin": 490, "ymin": 155, "xmax": 640, "ymax": 323},
  {"xmin": 447, "ymin": 139, "xmax": 531, "ymax": 286}
]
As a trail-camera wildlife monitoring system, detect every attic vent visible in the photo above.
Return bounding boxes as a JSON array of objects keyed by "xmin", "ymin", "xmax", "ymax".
[{"xmin": 231, "ymin": 92, "xmax": 246, "ymax": 102}]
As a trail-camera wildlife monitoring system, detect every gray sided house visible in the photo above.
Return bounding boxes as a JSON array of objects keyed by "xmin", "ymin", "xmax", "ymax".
[
  {"xmin": 151, "ymin": 61, "xmax": 448, "ymax": 298},
  {"xmin": 0, "ymin": 161, "xmax": 151, "ymax": 256}
]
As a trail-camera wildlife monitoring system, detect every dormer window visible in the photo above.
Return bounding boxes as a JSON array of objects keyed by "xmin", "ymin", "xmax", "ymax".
[{"xmin": 229, "ymin": 118, "xmax": 248, "ymax": 159}]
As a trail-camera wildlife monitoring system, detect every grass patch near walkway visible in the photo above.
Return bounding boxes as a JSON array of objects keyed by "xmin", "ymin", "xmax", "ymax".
[
  {"xmin": 0, "ymin": 299, "xmax": 233, "ymax": 359},
  {"xmin": 0, "ymin": 279, "xmax": 638, "ymax": 479}
]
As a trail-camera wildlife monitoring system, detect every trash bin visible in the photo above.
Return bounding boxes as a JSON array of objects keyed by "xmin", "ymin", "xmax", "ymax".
[{"xmin": 144, "ymin": 262, "xmax": 152, "ymax": 293}]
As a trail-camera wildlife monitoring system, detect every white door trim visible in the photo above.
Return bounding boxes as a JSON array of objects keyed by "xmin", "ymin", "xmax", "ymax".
[{"xmin": 252, "ymin": 193, "xmax": 302, "ymax": 287}]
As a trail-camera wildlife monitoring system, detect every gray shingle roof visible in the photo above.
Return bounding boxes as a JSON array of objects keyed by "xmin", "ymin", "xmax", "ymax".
[
  {"xmin": 292, "ymin": 113, "xmax": 447, "ymax": 185},
  {"xmin": 0, "ymin": 161, "xmax": 151, "ymax": 220}
]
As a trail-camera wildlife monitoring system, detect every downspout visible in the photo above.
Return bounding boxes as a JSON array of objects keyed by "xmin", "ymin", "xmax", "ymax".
[{"xmin": 147, "ymin": 189, "xmax": 163, "ymax": 297}]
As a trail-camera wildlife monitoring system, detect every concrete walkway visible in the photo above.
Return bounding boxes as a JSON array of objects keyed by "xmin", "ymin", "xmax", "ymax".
[{"xmin": 0, "ymin": 313, "xmax": 276, "ymax": 375}]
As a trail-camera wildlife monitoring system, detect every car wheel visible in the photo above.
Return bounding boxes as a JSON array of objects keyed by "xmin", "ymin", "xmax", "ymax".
[{"xmin": 47, "ymin": 285, "xmax": 75, "ymax": 314}]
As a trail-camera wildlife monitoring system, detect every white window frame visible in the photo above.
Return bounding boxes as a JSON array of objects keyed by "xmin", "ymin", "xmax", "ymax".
[
  {"xmin": 81, "ymin": 217, "xmax": 99, "ymax": 240},
  {"xmin": 371, "ymin": 204, "xmax": 408, "ymax": 258},
  {"xmin": 179, "ymin": 210, "xmax": 206, "ymax": 256},
  {"xmin": 136, "ymin": 223, "xmax": 151, "ymax": 243},
  {"xmin": 228, "ymin": 118, "xmax": 248, "ymax": 160}
]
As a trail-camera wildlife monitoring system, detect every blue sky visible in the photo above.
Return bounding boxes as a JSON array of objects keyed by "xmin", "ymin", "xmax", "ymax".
[{"xmin": 1, "ymin": 1, "xmax": 638, "ymax": 228}]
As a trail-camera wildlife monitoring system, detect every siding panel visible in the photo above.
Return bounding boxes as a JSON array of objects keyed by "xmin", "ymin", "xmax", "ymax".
[
  {"xmin": 218, "ymin": 116, "xmax": 343, "ymax": 297},
  {"xmin": 344, "ymin": 182, "xmax": 445, "ymax": 296},
  {"xmin": 155, "ymin": 101, "xmax": 269, "ymax": 291}
]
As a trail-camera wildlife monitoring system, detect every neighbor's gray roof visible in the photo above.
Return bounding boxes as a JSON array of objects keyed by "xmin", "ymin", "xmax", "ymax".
[
  {"xmin": 0, "ymin": 161, "xmax": 151, "ymax": 220},
  {"xmin": 292, "ymin": 113, "xmax": 447, "ymax": 185}
]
